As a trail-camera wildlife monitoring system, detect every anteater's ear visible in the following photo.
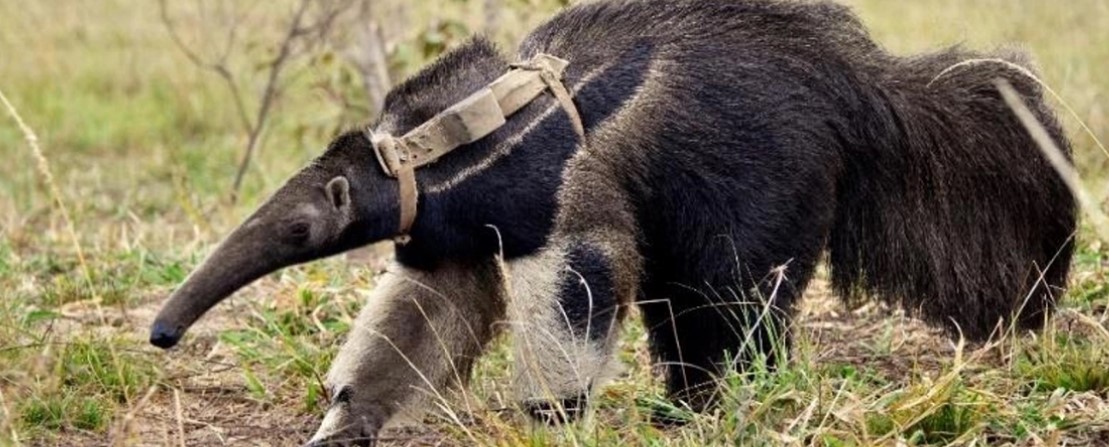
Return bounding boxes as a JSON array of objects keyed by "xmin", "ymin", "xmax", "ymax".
[{"xmin": 326, "ymin": 176, "xmax": 351, "ymax": 211}]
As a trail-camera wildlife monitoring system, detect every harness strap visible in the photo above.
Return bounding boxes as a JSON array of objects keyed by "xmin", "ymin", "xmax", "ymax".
[
  {"xmin": 510, "ymin": 57, "xmax": 585, "ymax": 138},
  {"xmin": 367, "ymin": 53, "xmax": 584, "ymax": 243},
  {"xmin": 368, "ymin": 132, "xmax": 418, "ymax": 242}
]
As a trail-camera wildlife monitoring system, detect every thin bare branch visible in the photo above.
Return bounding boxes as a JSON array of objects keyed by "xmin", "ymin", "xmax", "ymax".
[
  {"xmin": 159, "ymin": 0, "xmax": 214, "ymax": 70},
  {"xmin": 158, "ymin": 0, "xmax": 253, "ymax": 134},
  {"xmin": 160, "ymin": 0, "xmax": 359, "ymax": 203},
  {"xmin": 229, "ymin": 0, "xmax": 312, "ymax": 202},
  {"xmin": 348, "ymin": 0, "xmax": 391, "ymax": 114},
  {"xmin": 484, "ymin": 0, "xmax": 501, "ymax": 35},
  {"xmin": 212, "ymin": 65, "xmax": 254, "ymax": 134}
]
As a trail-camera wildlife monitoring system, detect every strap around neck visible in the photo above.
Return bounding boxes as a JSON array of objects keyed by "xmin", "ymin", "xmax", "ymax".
[{"xmin": 367, "ymin": 53, "xmax": 585, "ymax": 243}]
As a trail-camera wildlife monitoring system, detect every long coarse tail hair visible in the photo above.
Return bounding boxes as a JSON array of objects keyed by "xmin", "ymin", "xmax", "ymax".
[{"xmin": 828, "ymin": 48, "xmax": 1077, "ymax": 341}]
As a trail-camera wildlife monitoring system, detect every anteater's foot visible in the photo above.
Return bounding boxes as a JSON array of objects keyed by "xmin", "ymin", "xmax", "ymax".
[{"xmin": 522, "ymin": 394, "xmax": 589, "ymax": 424}]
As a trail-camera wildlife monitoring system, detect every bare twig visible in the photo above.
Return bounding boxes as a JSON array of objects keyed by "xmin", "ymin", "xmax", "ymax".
[
  {"xmin": 483, "ymin": 0, "xmax": 501, "ymax": 35},
  {"xmin": 229, "ymin": 0, "xmax": 312, "ymax": 202},
  {"xmin": 174, "ymin": 388, "xmax": 187, "ymax": 447},
  {"xmin": 112, "ymin": 385, "xmax": 160, "ymax": 445},
  {"xmin": 158, "ymin": 0, "xmax": 253, "ymax": 135},
  {"xmin": 348, "ymin": 0, "xmax": 392, "ymax": 114},
  {"xmin": 158, "ymin": 0, "xmax": 358, "ymax": 203}
]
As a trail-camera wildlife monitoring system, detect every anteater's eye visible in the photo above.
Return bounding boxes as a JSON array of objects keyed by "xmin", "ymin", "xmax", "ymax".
[{"xmin": 287, "ymin": 221, "xmax": 311, "ymax": 244}]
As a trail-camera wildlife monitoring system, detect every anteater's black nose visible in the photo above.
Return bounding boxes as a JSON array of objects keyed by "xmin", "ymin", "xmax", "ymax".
[{"xmin": 149, "ymin": 320, "xmax": 182, "ymax": 349}]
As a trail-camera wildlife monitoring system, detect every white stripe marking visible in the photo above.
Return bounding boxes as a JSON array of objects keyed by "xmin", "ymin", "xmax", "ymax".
[{"xmin": 424, "ymin": 66, "xmax": 606, "ymax": 194}]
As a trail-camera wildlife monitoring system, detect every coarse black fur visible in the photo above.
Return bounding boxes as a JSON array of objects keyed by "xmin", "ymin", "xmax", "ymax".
[
  {"xmin": 154, "ymin": 0, "xmax": 1077, "ymax": 429},
  {"xmin": 558, "ymin": 244, "xmax": 619, "ymax": 342},
  {"xmin": 390, "ymin": 0, "xmax": 1072, "ymax": 402},
  {"xmin": 387, "ymin": 40, "xmax": 653, "ymax": 269}
]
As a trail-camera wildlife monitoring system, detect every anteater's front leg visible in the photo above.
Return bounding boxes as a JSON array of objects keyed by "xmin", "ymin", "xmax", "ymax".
[
  {"xmin": 306, "ymin": 260, "xmax": 505, "ymax": 446},
  {"xmin": 505, "ymin": 161, "xmax": 642, "ymax": 423}
]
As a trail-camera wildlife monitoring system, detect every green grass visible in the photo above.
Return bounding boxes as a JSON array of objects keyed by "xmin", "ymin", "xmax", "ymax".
[
  {"xmin": 1018, "ymin": 333, "xmax": 1109, "ymax": 394},
  {"xmin": 6, "ymin": 337, "xmax": 157, "ymax": 441},
  {"xmin": 2, "ymin": 0, "xmax": 1108, "ymax": 445},
  {"xmin": 216, "ymin": 274, "xmax": 361, "ymax": 411}
]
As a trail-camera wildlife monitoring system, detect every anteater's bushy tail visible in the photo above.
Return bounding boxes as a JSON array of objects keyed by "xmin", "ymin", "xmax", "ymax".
[{"xmin": 829, "ymin": 48, "xmax": 1077, "ymax": 341}]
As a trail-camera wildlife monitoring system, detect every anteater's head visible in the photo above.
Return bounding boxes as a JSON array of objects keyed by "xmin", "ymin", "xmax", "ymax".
[
  {"xmin": 150, "ymin": 38, "xmax": 520, "ymax": 348},
  {"xmin": 149, "ymin": 132, "xmax": 395, "ymax": 348}
]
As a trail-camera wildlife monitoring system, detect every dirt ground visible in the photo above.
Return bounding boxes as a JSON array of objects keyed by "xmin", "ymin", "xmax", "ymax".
[{"xmin": 49, "ymin": 270, "xmax": 1100, "ymax": 447}]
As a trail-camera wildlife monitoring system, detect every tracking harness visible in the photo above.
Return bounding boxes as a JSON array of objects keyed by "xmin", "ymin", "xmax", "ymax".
[{"xmin": 365, "ymin": 53, "xmax": 584, "ymax": 243}]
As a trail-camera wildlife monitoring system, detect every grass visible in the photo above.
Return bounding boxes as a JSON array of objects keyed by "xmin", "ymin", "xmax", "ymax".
[
  {"xmin": 1, "ymin": 0, "xmax": 1108, "ymax": 445},
  {"xmin": 1017, "ymin": 331, "xmax": 1109, "ymax": 394}
]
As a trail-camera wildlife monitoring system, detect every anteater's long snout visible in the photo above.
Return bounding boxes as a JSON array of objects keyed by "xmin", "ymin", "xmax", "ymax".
[
  {"xmin": 149, "ymin": 319, "xmax": 185, "ymax": 348},
  {"xmin": 149, "ymin": 227, "xmax": 273, "ymax": 350}
]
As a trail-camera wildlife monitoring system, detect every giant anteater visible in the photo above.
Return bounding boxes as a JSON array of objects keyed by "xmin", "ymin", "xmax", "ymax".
[{"xmin": 150, "ymin": 0, "xmax": 1076, "ymax": 443}]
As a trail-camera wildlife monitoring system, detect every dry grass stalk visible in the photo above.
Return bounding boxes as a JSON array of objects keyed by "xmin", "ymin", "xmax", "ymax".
[
  {"xmin": 933, "ymin": 58, "xmax": 1109, "ymax": 161},
  {"xmin": 995, "ymin": 79, "xmax": 1109, "ymax": 243},
  {"xmin": 0, "ymin": 388, "xmax": 19, "ymax": 445},
  {"xmin": 173, "ymin": 388, "xmax": 186, "ymax": 447},
  {"xmin": 0, "ymin": 88, "xmax": 93, "ymax": 290}
]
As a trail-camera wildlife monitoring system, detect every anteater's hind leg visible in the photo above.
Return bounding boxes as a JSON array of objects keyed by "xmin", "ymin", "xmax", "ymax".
[
  {"xmin": 307, "ymin": 260, "xmax": 505, "ymax": 447},
  {"xmin": 638, "ymin": 245, "xmax": 820, "ymax": 412}
]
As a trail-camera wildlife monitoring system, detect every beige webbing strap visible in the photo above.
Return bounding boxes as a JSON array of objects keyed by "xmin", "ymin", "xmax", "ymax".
[
  {"xmin": 394, "ymin": 166, "xmax": 417, "ymax": 243},
  {"xmin": 368, "ymin": 131, "xmax": 418, "ymax": 242},
  {"xmin": 368, "ymin": 53, "xmax": 584, "ymax": 242},
  {"xmin": 510, "ymin": 56, "xmax": 585, "ymax": 138}
]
